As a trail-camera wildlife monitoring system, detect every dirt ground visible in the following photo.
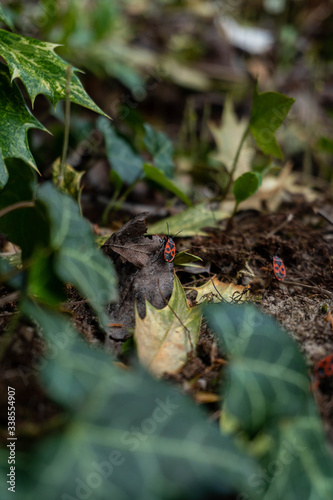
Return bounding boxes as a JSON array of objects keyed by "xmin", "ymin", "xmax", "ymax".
[{"xmin": 1, "ymin": 193, "xmax": 333, "ymax": 446}]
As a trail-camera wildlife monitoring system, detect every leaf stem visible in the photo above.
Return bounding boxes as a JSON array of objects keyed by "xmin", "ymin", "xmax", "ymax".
[
  {"xmin": 0, "ymin": 201, "xmax": 35, "ymax": 218},
  {"xmin": 224, "ymin": 124, "xmax": 250, "ymax": 199},
  {"xmin": 58, "ymin": 65, "xmax": 72, "ymax": 187}
]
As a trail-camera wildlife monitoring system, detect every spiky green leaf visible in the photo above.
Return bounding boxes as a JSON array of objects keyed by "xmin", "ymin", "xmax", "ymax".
[
  {"xmin": 0, "ymin": 29, "xmax": 107, "ymax": 114},
  {"xmin": 0, "ymin": 63, "xmax": 47, "ymax": 185}
]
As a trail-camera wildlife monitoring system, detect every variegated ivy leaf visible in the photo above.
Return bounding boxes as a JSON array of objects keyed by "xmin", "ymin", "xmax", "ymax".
[
  {"xmin": 0, "ymin": 29, "xmax": 108, "ymax": 115},
  {"xmin": 0, "ymin": 63, "xmax": 47, "ymax": 187}
]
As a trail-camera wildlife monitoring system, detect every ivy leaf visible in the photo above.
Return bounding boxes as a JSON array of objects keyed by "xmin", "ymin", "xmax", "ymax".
[
  {"xmin": 135, "ymin": 275, "xmax": 202, "ymax": 377},
  {"xmin": 205, "ymin": 303, "xmax": 333, "ymax": 499},
  {"xmin": 250, "ymin": 86, "xmax": 295, "ymax": 159},
  {"xmin": 6, "ymin": 319, "xmax": 258, "ymax": 500},
  {"xmin": 205, "ymin": 303, "xmax": 310, "ymax": 434},
  {"xmin": 143, "ymin": 123, "xmax": 174, "ymax": 177},
  {"xmin": 98, "ymin": 117, "xmax": 144, "ymax": 184},
  {"xmin": 36, "ymin": 183, "xmax": 118, "ymax": 326},
  {"xmin": 0, "ymin": 29, "xmax": 107, "ymax": 115},
  {"xmin": 260, "ymin": 414, "xmax": 333, "ymax": 500},
  {"xmin": 144, "ymin": 163, "xmax": 192, "ymax": 206},
  {"xmin": 0, "ymin": 63, "xmax": 47, "ymax": 186},
  {"xmin": 233, "ymin": 171, "xmax": 262, "ymax": 205},
  {"xmin": 0, "ymin": 5, "xmax": 14, "ymax": 31},
  {"xmin": 0, "ymin": 159, "xmax": 49, "ymax": 258}
]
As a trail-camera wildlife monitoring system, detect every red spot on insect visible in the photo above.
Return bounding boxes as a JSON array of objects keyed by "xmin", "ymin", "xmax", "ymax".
[
  {"xmin": 312, "ymin": 354, "xmax": 333, "ymax": 389},
  {"xmin": 272, "ymin": 256, "xmax": 286, "ymax": 281},
  {"xmin": 164, "ymin": 238, "xmax": 176, "ymax": 262}
]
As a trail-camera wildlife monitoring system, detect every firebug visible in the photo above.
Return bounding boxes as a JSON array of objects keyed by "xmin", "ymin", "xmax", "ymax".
[
  {"xmin": 163, "ymin": 223, "xmax": 181, "ymax": 263},
  {"xmin": 312, "ymin": 354, "xmax": 333, "ymax": 389},
  {"xmin": 272, "ymin": 256, "xmax": 286, "ymax": 281}
]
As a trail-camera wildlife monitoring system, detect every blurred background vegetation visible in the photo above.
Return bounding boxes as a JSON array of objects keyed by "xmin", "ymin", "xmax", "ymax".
[{"xmin": 3, "ymin": 0, "xmax": 333, "ymax": 220}]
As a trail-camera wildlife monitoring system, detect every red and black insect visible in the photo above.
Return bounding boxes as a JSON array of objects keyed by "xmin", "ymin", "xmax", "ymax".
[
  {"xmin": 163, "ymin": 223, "xmax": 181, "ymax": 262},
  {"xmin": 312, "ymin": 354, "xmax": 333, "ymax": 389},
  {"xmin": 272, "ymin": 256, "xmax": 286, "ymax": 281}
]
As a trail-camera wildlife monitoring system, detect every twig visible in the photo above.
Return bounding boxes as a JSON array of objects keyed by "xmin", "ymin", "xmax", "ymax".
[{"xmin": 267, "ymin": 214, "xmax": 294, "ymax": 237}]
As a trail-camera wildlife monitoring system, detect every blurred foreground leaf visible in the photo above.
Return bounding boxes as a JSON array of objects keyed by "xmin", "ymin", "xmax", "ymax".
[
  {"xmin": 1, "ymin": 309, "xmax": 259, "ymax": 500},
  {"xmin": 36, "ymin": 183, "xmax": 117, "ymax": 325},
  {"xmin": 205, "ymin": 303, "xmax": 333, "ymax": 500}
]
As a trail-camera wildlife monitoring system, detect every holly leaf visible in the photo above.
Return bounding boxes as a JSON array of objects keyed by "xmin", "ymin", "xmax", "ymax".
[
  {"xmin": 0, "ymin": 63, "xmax": 47, "ymax": 186},
  {"xmin": 250, "ymin": 86, "xmax": 295, "ymax": 159},
  {"xmin": 0, "ymin": 29, "xmax": 107, "ymax": 115},
  {"xmin": 135, "ymin": 275, "xmax": 202, "ymax": 377},
  {"xmin": 210, "ymin": 96, "xmax": 254, "ymax": 175},
  {"xmin": 186, "ymin": 276, "xmax": 249, "ymax": 303}
]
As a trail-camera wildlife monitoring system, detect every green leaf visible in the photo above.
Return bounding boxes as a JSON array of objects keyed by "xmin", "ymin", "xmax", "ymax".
[
  {"xmin": 260, "ymin": 414, "xmax": 333, "ymax": 500},
  {"xmin": 205, "ymin": 303, "xmax": 310, "ymax": 433},
  {"xmin": 147, "ymin": 202, "xmax": 232, "ymax": 236},
  {"xmin": 9, "ymin": 323, "xmax": 258, "ymax": 500},
  {"xmin": 250, "ymin": 86, "xmax": 295, "ymax": 159},
  {"xmin": 36, "ymin": 183, "xmax": 118, "ymax": 326},
  {"xmin": 233, "ymin": 171, "xmax": 261, "ymax": 204},
  {"xmin": 173, "ymin": 251, "xmax": 203, "ymax": 265},
  {"xmin": 144, "ymin": 163, "xmax": 192, "ymax": 207},
  {"xmin": 205, "ymin": 303, "xmax": 333, "ymax": 500},
  {"xmin": 0, "ymin": 5, "xmax": 14, "ymax": 31},
  {"xmin": 98, "ymin": 117, "xmax": 144, "ymax": 184},
  {"xmin": 0, "ymin": 29, "xmax": 107, "ymax": 114},
  {"xmin": 0, "ymin": 159, "xmax": 49, "ymax": 258},
  {"xmin": 0, "ymin": 63, "xmax": 47, "ymax": 184},
  {"xmin": 135, "ymin": 275, "xmax": 202, "ymax": 377},
  {"xmin": 143, "ymin": 123, "xmax": 174, "ymax": 177},
  {"xmin": 27, "ymin": 251, "xmax": 66, "ymax": 305}
]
